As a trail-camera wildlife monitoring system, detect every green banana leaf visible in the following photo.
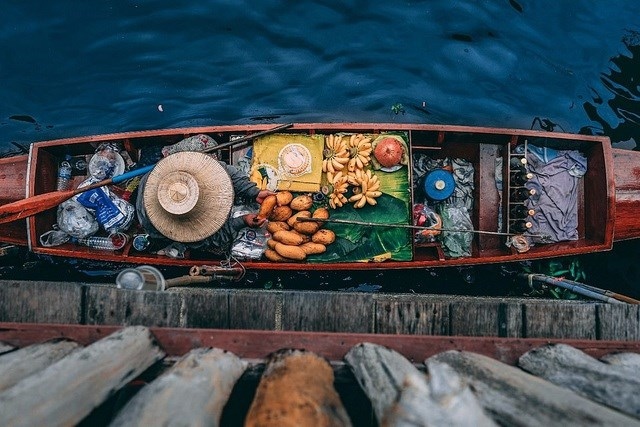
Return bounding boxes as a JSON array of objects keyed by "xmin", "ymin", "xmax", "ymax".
[{"xmin": 308, "ymin": 169, "xmax": 412, "ymax": 263}]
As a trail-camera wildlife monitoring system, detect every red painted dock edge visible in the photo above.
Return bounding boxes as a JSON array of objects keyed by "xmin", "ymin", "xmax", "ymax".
[{"xmin": 0, "ymin": 322, "xmax": 638, "ymax": 365}]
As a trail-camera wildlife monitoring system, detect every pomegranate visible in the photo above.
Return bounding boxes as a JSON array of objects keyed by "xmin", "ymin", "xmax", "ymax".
[{"xmin": 373, "ymin": 137, "xmax": 404, "ymax": 168}]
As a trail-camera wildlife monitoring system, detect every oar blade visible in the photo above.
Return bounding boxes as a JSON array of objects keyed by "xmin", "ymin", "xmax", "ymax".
[{"xmin": 0, "ymin": 191, "xmax": 75, "ymax": 224}]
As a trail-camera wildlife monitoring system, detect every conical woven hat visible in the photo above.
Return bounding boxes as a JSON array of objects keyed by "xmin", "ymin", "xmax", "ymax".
[{"xmin": 143, "ymin": 152, "xmax": 234, "ymax": 242}]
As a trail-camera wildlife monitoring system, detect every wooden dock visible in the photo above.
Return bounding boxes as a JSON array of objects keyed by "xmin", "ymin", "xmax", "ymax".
[
  {"xmin": 0, "ymin": 279, "xmax": 638, "ymax": 340},
  {"xmin": 0, "ymin": 279, "xmax": 639, "ymax": 425}
]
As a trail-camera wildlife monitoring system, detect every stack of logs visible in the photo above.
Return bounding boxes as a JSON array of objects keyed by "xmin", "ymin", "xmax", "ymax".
[{"xmin": 0, "ymin": 327, "xmax": 639, "ymax": 426}]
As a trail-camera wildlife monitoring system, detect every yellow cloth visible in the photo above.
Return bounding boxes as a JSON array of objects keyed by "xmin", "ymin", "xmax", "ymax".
[{"xmin": 250, "ymin": 133, "xmax": 324, "ymax": 192}]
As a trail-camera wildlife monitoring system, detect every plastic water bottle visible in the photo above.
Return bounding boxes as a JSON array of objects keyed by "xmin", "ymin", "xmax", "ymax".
[
  {"xmin": 56, "ymin": 155, "xmax": 73, "ymax": 191},
  {"xmin": 77, "ymin": 232, "xmax": 128, "ymax": 250}
]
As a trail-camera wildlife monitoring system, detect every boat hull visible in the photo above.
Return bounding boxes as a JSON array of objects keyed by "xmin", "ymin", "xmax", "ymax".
[
  {"xmin": 1, "ymin": 123, "xmax": 634, "ymax": 272},
  {"xmin": 612, "ymin": 148, "xmax": 640, "ymax": 241}
]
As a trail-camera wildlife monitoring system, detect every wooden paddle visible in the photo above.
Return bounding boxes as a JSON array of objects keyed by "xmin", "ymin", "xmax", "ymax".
[{"xmin": 0, "ymin": 123, "xmax": 294, "ymax": 224}]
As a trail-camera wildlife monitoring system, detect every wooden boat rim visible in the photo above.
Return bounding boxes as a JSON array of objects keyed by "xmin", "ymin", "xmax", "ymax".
[{"xmin": 28, "ymin": 122, "xmax": 613, "ymax": 147}]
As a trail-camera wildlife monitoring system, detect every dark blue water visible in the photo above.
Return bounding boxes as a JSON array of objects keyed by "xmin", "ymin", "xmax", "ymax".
[
  {"xmin": 2, "ymin": 1, "xmax": 639, "ymax": 152},
  {"xmin": 1, "ymin": 1, "xmax": 639, "ymax": 296}
]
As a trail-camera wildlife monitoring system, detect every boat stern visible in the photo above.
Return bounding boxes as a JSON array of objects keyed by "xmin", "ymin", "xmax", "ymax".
[{"xmin": 612, "ymin": 147, "xmax": 640, "ymax": 241}]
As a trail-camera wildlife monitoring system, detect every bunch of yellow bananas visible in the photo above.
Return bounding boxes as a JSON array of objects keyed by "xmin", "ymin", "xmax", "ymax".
[
  {"xmin": 323, "ymin": 134, "xmax": 381, "ymax": 210},
  {"xmin": 348, "ymin": 169, "xmax": 382, "ymax": 208},
  {"xmin": 328, "ymin": 171, "xmax": 349, "ymax": 209},
  {"xmin": 347, "ymin": 134, "xmax": 373, "ymax": 172},
  {"xmin": 322, "ymin": 134, "xmax": 349, "ymax": 175}
]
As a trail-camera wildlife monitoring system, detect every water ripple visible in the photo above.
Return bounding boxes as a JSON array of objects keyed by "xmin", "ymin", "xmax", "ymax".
[{"xmin": 0, "ymin": 0, "xmax": 639, "ymax": 145}]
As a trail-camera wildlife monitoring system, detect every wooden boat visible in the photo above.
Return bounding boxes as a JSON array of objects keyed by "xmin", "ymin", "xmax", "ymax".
[{"xmin": 1, "ymin": 122, "xmax": 640, "ymax": 273}]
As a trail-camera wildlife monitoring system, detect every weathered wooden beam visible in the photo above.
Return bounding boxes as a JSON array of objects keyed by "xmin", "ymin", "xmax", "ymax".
[
  {"xmin": 245, "ymin": 349, "xmax": 352, "ymax": 426},
  {"xmin": 429, "ymin": 350, "xmax": 640, "ymax": 427},
  {"xmin": 110, "ymin": 348, "xmax": 246, "ymax": 427},
  {"xmin": 85, "ymin": 286, "xmax": 186, "ymax": 327},
  {"xmin": 0, "ymin": 326, "xmax": 165, "ymax": 427},
  {"xmin": 282, "ymin": 291, "xmax": 375, "ymax": 333},
  {"xmin": 524, "ymin": 303, "xmax": 598, "ymax": 339},
  {"xmin": 518, "ymin": 344, "xmax": 640, "ymax": 418},
  {"xmin": 1, "ymin": 322, "xmax": 640, "ymax": 365},
  {"xmin": 597, "ymin": 304, "xmax": 640, "ymax": 340},
  {"xmin": 384, "ymin": 362, "xmax": 496, "ymax": 427},
  {"xmin": 345, "ymin": 342, "xmax": 494, "ymax": 426},
  {"xmin": 0, "ymin": 280, "xmax": 83, "ymax": 324},
  {"xmin": 374, "ymin": 295, "xmax": 450, "ymax": 335},
  {"xmin": 450, "ymin": 301, "xmax": 523, "ymax": 337},
  {"xmin": 0, "ymin": 339, "xmax": 80, "ymax": 392}
]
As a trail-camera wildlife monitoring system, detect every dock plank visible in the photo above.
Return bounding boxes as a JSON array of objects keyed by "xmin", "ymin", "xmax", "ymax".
[
  {"xmin": 597, "ymin": 304, "xmax": 640, "ymax": 340},
  {"xmin": 85, "ymin": 286, "xmax": 184, "ymax": 326},
  {"xmin": 374, "ymin": 295, "xmax": 450, "ymax": 335},
  {"xmin": 245, "ymin": 349, "xmax": 352, "ymax": 426},
  {"xmin": 229, "ymin": 290, "xmax": 282, "ymax": 330},
  {"xmin": 600, "ymin": 351, "xmax": 640, "ymax": 369},
  {"xmin": 345, "ymin": 342, "xmax": 494, "ymax": 426},
  {"xmin": 168, "ymin": 288, "xmax": 229, "ymax": 328},
  {"xmin": 0, "ymin": 280, "xmax": 82, "ymax": 324},
  {"xmin": 3, "ymin": 280, "xmax": 640, "ymax": 342},
  {"xmin": 451, "ymin": 301, "xmax": 523, "ymax": 337},
  {"xmin": 524, "ymin": 303, "xmax": 597, "ymax": 339},
  {"xmin": 0, "ymin": 342, "xmax": 14, "ymax": 354},
  {"xmin": 283, "ymin": 291, "xmax": 373, "ymax": 332}
]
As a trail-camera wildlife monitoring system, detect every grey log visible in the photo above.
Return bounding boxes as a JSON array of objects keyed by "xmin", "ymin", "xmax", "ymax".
[
  {"xmin": 518, "ymin": 343, "xmax": 640, "ymax": 418},
  {"xmin": 245, "ymin": 349, "xmax": 352, "ymax": 427},
  {"xmin": 110, "ymin": 347, "xmax": 247, "ymax": 427},
  {"xmin": 345, "ymin": 342, "xmax": 494, "ymax": 427},
  {"xmin": 345, "ymin": 342, "xmax": 418, "ymax": 423},
  {"xmin": 429, "ymin": 350, "xmax": 640, "ymax": 427},
  {"xmin": 0, "ymin": 342, "xmax": 14, "ymax": 355},
  {"xmin": 383, "ymin": 360, "xmax": 496, "ymax": 427},
  {"xmin": 0, "ymin": 326, "xmax": 165, "ymax": 427},
  {"xmin": 0, "ymin": 339, "xmax": 80, "ymax": 392},
  {"xmin": 600, "ymin": 351, "xmax": 640, "ymax": 369}
]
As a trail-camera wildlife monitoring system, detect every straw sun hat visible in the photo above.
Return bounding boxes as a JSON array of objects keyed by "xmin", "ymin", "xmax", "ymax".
[{"xmin": 143, "ymin": 152, "xmax": 234, "ymax": 242}]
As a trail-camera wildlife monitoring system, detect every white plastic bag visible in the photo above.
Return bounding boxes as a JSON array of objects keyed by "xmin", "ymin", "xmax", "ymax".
[{"xmin": 57, "ymin": 199, "xmax": 99, "ymax": 238}]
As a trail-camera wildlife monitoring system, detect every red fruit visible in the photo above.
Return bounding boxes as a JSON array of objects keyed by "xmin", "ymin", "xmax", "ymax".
[{"xmin": 374, "ymin": 137, "xmax": 404, "ymax": 168}]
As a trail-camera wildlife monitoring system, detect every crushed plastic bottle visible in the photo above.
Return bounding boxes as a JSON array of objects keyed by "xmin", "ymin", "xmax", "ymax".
[
  {"xmin": 89, "ymin": 143, "xmax": 124, "ymax": 180},
  {"xmin": 39, "ymin": 229, "xmax": 71, "ymax": 247}
]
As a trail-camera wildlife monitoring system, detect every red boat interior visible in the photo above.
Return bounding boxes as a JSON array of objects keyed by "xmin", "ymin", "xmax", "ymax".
[{"xmin": 5, "ymin": 124, "xmax": 617, "ymax": 270}]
